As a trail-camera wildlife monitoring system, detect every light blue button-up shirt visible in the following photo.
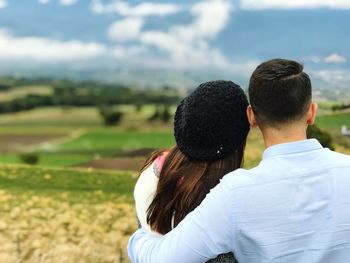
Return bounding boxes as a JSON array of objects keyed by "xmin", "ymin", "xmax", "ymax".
[{"xmin": 128, "ymin": 139, "xmax": 350, "ymax": 263}]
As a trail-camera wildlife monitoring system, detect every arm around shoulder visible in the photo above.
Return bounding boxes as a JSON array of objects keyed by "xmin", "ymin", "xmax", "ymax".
[{"xmin": 128, "ymin": 179, "xmax": 236, "ymax": 263}]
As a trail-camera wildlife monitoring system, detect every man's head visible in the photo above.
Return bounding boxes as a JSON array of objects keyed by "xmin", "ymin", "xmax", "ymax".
[{"xmin": 247, "ymin": 59, "xmax": 317, "ymax": 129}]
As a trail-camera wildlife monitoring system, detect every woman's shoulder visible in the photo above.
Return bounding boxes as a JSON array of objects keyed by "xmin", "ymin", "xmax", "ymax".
[
  {"xmin": 135, "ymin": 159, "xmax": 158, "ymax": 193},
  {"xmin": 134, "ymin": 150, "xmax": 169, "ymax": 197},
  {"xmin": 134, "ymin": 153, "xmax": 166, "ymax": 231}
]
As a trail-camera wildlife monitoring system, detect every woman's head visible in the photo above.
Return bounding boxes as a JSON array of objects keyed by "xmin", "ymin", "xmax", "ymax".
[
  {"xmin": 175, "ymin": 80, "xmax": 250, "ymax": 161},
  {"xmin": 146, "ymin": 80, "xmax": 250, "ymax": 234}
]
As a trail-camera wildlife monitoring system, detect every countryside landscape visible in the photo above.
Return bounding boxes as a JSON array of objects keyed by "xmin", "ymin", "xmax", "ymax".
[
  {"xmin": 1, "ymin": 0, "xmax": 350, "ymax": 262},
  {"xmin": 0, "ymin": 76, "xmax": 349, "ymax": 262}
]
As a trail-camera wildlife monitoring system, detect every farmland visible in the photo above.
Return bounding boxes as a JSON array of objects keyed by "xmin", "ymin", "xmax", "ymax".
[
  {"xmin": 0, "ymin": 80, "xmax": 349, "ymax": 262},
  {"xmin": 0, "ymin": 165, "xmax": 136, "ymax": 262},
  {"xmin": 0, "ymin": 105, "xmax": 348, "ymax": 169}
]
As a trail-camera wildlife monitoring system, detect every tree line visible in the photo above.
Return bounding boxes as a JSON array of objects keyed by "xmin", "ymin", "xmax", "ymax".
[
  {"xmin": 332, "ymin": 103, "xmax": 350, "ymax": 111},
  {"xmin": 0, "ymin": 78, "xmax": 182, "ymax": 114}
]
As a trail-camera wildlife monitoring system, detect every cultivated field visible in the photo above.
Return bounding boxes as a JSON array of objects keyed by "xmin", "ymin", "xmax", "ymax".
[
  {"xmin": 0, "ymin": 105, "xmax": 348, "ymax": 169},
  {"xmin": 0, "ymin": 85, "xmax": 53, "ymax": 102}
]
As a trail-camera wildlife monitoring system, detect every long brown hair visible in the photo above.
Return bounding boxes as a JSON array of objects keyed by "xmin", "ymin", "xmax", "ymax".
[{"xmin": 145, "ymin": 141, "xmax": 246, "ymax": 234}]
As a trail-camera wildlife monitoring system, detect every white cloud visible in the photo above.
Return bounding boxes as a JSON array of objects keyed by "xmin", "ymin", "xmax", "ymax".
[
  {"xmin": 241, "ymin": 0, "xmax": 350, "ymax": 10},
  {"xmin": 157, "ymin": 0, "xmax": 232, "ymax": 69},
  {"xmin": 60, "ymin": 0, "xmax": 78, "ymax": 6},
  {"xmin": 112, "ymin": 45, "xmax": 147, "ymax": 59},
  {"xmin": 172, "ymin": 0, "xmax": 233, "ymax": 42},
  {"xmin": 312, "ymin": 69, "xmax": 350, "ymax": 88},
  {"xmin": 0, "ymin": 29, "xmax": 106, "ymax": 62},
  {"xmin": 0, "ymin": 0, "xmax": 7, "ymax": 9},
  {"xmin": 140, "ymin": 31, "xmax": 231, "ymax": 69},
  {"xmin": 102, "ymin": 0, "xmax": 235, "ymax": 70},
  {"xmin": 116, "ymin": 0, "xmax": 235, "ymax": 70},
  {"xmin": 324, "ymin": 53, "xmax": 347, "ymax": 63},
  {"xmin": 90, "ymin": 0, "xmax": 182, "ymax": 17},
  {"xmin": 108, "ymin": 18, "xmax": 144, "ymax": 41},
  {"xmin": 306, "ymin": 54, "xmax": 347, "ymax": 64}
]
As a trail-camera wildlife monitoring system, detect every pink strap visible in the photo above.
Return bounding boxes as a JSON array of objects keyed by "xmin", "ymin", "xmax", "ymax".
[
  {"xmin": 155, "ymin": 151, "xmax": 168, "ymax": 171},
  {"xmin": 153, "ymin": 151, "xmax": 169, "ymax": 177},
  {"xmin": 155, "ymin": 151, "xmax": 184, "ymax": 184}
]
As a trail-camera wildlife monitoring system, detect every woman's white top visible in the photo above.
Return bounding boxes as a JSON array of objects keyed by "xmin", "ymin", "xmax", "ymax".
[{"xmin": 134, "ymin": 160, "xmax": 160, "ymax": 233}]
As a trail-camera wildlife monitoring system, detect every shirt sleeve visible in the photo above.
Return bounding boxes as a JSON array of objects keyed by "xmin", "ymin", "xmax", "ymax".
[{"xmin": 128, "ymin": 179, "xmax": 235, "ymax": 263}]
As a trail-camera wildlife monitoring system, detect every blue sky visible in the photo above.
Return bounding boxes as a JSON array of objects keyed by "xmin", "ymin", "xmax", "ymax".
[{"xmin": 0, "ymin": 0, "xmax": 350, "ymax": 88}]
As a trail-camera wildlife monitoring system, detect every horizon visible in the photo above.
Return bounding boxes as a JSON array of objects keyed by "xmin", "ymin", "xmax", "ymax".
[{"xmin": 0, "ymin": 0, "xmax": 350, "ymax": 91}]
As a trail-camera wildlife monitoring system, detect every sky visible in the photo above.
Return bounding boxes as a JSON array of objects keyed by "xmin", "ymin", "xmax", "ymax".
[{"xmin": 0, "ymin": 0, "xmax": 350, "ymax": 88}]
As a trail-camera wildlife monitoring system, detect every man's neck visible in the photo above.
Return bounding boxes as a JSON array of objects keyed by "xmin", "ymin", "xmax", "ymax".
[{"xmin": 260, "ymin": 125, "xmax": 308, "ymax": 148}]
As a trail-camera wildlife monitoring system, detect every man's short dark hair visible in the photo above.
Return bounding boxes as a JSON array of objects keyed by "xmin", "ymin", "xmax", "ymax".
[{"xmin": 248, "ymin": 58, "xmax": 312, "ymax": 126}]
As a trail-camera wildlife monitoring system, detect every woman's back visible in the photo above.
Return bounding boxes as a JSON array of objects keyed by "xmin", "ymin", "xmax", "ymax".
[
  {"xmin": 134, "ymin": 81, "xmax": 250, "ymax": 263},
  {"xmin": 135, "ymin": 157, "xmax": 238, "ymax": 262}
]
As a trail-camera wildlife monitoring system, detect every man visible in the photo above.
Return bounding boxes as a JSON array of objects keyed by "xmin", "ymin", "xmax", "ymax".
[{"xmin": 128, "ymin": 59, "xmax": 350, "ymax": 263}]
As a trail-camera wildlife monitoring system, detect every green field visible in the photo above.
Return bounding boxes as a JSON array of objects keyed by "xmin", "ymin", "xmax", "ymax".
[
  {"xmin": 316, "ymin": 111, "xmax": 350, "ymax": 130},
  {"xmin": 57, "ymin": 131, "xmax": 174, "ymax": 151},
  {"xmin": 0, "ymin": 106, "xmax": 348, "ymax": 168},
  {"xmin": 0, "ymin": 153, "xmax": 94, "ymax": 167},
  {"xmin": 0, "ymin": 106, "xmax": 175, "ymax": 168},
  {"xmin": 0, "ymin": 165, "xmax": 136, "ymax": 202}
]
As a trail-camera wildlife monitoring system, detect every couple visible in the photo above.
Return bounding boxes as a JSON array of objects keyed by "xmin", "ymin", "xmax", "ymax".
[{"xmin": 129, "ymin": 59, "xmax": 350, "ymax": 263}]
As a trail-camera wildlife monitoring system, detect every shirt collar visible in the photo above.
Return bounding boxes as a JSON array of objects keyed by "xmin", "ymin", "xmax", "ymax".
[{"xmin": 262, "ymin": 139, "xmax": 323, "ymax": 160}]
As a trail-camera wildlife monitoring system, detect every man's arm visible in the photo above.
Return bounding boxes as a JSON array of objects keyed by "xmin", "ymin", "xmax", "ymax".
[{"xmin": 128, "ymin": 178, "xmax": 236, "ymax": 263}]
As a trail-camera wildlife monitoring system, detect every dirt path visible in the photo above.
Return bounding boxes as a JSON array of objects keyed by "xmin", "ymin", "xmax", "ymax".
[
  {"xmin": 0, "ymin": 134, "xmax": 67, "ymax": 152},
  {"xmin": 77, "ymin": 157, "xmax": 148, "ymax": 172},
  {"xmin": 76, "ymin": 148, "xmax": 157, "ymax": 171}
]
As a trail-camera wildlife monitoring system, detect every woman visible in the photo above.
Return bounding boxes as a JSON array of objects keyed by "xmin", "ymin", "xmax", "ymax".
[{"xmin": 134, "ymin": 80, "xmax": 250, "ymax": 262}]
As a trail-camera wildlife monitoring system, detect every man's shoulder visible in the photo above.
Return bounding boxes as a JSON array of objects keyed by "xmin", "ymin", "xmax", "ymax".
[
  {"xmin": 220, "ymin": 167, "xmax": 262, "ymax": 190},
  {"xmin": 221, "ymin": 155, "xmax": 280, "ymax": 186},
  {"xmin": 326, "ymin": 149, "xmax": 350, "ymax": 164},
  {"xmin": 220, "ymin": 148, "xmax": 350, "ymax": 190}
]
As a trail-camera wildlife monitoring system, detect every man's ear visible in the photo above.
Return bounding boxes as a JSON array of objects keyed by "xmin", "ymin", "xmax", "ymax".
[
  {"xmin": 306, "ymin": 102, "xmax": 318, "ymax": 125},
  {"xmin": 247, "ymin": 105, "xmax": 257, "ymax": 127}
]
